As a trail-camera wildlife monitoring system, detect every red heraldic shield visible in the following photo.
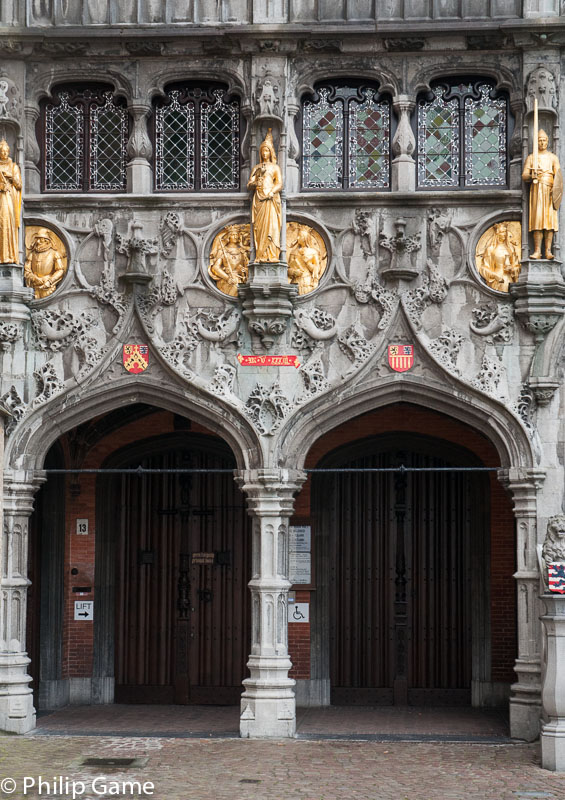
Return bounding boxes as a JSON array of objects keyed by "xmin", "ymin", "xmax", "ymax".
[
  {"xmin": 123, "ymin": 344, "xmax": 149, "ymax": 374},
  {"xmin": 388, "ymin": 344, "xmax": 414, "ymax": 373},
  {"xmin": 548, "ymin": 563, "xmax": 565, "ymax": 594}
]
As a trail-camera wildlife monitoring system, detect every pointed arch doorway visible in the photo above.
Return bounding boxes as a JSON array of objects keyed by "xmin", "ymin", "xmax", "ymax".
[
  {"xmin": 312, "ymin": 432, "xmax": 493, "ymax": 706},
  {"xmin": 96, "ymin": 432, "xmax": 251, "ymax": 705}
]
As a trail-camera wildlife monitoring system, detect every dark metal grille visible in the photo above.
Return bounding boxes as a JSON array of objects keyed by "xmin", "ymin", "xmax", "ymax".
[
  {"xmin": 155, "ymin": 86, "xmax": 239, "ymax": 192},
  {"xmin": 417, "ymin": 81, "xmax": 508, "ymax": 189},
  {"xmin": 45, "ymin": 93, "xmax": 84, "ymax": 191},
  {"xmin": 89, "ymin": 92, "xmax": 128, "ymax": 191},
  {"xmin": 303, "ymin": 84, "xmax": 390, "ymax": 190},
  {"xmin": 44, "ymin": 88, "xmax": 127, "ymax": 193}
]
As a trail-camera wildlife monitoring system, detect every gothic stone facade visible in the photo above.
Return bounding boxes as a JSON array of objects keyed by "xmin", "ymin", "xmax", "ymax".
[{"xmin": 2, "ymin": 0, "xmax": 565, "ymax": 771}]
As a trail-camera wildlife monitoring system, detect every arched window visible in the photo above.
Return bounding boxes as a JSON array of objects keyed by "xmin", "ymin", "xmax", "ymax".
[
  {"xmin": 43, "ymin": 86, "xmax": 128, "ymax": 192},
  {"xmin": 417, "ymin": 79, "xmax": 508, "ymax": 189},
  {"xmin": 302, "ymin": 83, "xmax": 390, "ymax": 190},
  {"xmin": 154, "ymin": 84, "xmax": 240, "ymax": 192}
]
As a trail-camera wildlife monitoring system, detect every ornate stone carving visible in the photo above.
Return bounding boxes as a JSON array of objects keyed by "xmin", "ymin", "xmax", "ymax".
[
  {"xmin": 297, "ymin": 358, "xmax": 329, "ymax": 401},
  {"xmin": 403, "ymin": 259, "xmax": 448, "ymax": 329},
  {"xmin": 0, "ymin": 76, "xmax": 21, "ymax": 121},
  {"xmin": 529, "ymin": 378, "xmax": 560, "ymax": 406},
  {"xmin": 352, "ymin": 210, "xmax": 374, "ymax": 258},
  {"xmin": 429, "ymin": 329, "xmax": 463, "ymax": 375},
  {"xmin": 127, "ymin": 104, "xmax": 153, "ymax": 162},
  {"xmin": 160, "ymin": 315, "xmax": 199, "ymax": 374},
  {"xmin": 245, "ymin": 382, "xmax": 291, "ymax": 435},
  {"xmin": 353, "ymin": 278, "xmax": 397, "ymax": 331},
  {"xmin": 542, "ymin": 516, "xmax": 565, "ymax": 575},
  {"xmin": 526, "ymin": 66, "xmax": 558, "ymax": 113},
  {"xmin": 255, "ymin": 76, "xmax": 281, "ymax": 118},
  {"xmin": 138, "ymin": 269, "xmax": 180, "ymax": 330},
  {"xmin": 0, "ymin": 386, "xmax": 25, "ymax": 435},
  {"xmin": 338, "ymin": 324, "xmax": 376, "ymax": 368},
  {"xmin": 516, "ymin": 384, "xmax": 536, "ymax": 430},
  {"xmin": 160, "ymin": 212, "xmax": 183, "ymax": 257},
  {"xmin": 90, "ymin": 269, "xmax": 127, "ymax": 333},
  {"xmin": 209, "ymin": 364, "xmax": 236, "ymax": 396},
  {"xmin": 31, "ymin": 309, "xmax": 102, "ymax": 375},
  {"xmin": 470, "ymin": 303, "xmax": 514, "ymax": 344},
  {"xmin": 391, "ymin": 96, "xmax": 415, "ymax": 160},
  {"xmin": 32, "ymin": 361, "xmax": 64, "ymax": 407},
  {"xmin": 116, "ymin": 222, "xmax": 158, "ymax": 280},
  {"xmin": 471, "ymin": 354, "xmax": 503, "ymax": 396},
  {"xmin": 0, "ymin": 322, "xmax": 20, "ymax": 351},
  {"xmin": 292, "ymin": 308, "xmax": 337, "ymax": 345},
  {"xmin": 248, "ymin": 318, "xmax": 287, "ymax": 350},
  {"xmin": 427, "ymin": 208, "xmax": 452, "ymax": 259},
  {"xmin": 94, "ymin": 218, "xmax": 114, "ymax": 273},
  {"xmin": 476, "ymin": 221, "xmax": 521, "ymax": 292},
  {"xmin": 380, "ymin": 217, "xmax": 421, "ymax": 280},
  {"xmin": 195, "ymin": 308, "xmax": 241, "ymax": 345},
  {"xmin": 24, "ymin": 226, "xmax": 67, "ymax": 298}
]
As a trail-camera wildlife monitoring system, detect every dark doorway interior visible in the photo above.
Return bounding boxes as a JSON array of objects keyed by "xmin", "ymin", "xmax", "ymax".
[
  {"xmin": 96, "ymin": 432, "xmax": 251, "ymax": 705},
  {"xmin": 312, "ymin": 433, "xmax": 490, "ymax": 706}
]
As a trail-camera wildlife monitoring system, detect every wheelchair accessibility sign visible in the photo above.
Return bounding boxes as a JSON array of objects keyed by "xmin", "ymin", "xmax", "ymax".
[{"xmin": 288, "ymin": 603, "xmax": 309, "ymax": 623}]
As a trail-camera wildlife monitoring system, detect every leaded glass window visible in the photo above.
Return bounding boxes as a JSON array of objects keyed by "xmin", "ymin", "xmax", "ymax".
[
  {"xmin": 44, "ymin": 87, "xmax": 127, "ymax": 192},
  {"xmin": 154, "ymin": 85, "xmax": 240, "ymax": 192},
  {"xmin": 417, "ymin": 80, "xmax": 508, "ymax": 189},
  {"xmin": 302, "ymin": 84, "xmax": 390, "ymax": 190}
]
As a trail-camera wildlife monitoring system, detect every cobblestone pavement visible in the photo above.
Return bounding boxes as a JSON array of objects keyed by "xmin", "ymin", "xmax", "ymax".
[{"xmin": 0, "ymin": 734, "xmax": 565, "ymax": 800}]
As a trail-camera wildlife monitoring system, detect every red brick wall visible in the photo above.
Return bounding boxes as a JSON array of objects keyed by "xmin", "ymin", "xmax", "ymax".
[{"xmin": 288, "ymin": 590, "xmax": 311, "ymax": 680}]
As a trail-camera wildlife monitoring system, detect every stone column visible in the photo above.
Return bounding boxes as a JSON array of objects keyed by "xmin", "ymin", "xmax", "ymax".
[
  {"xmin": 236, "ymin": 468, "xmax": 305, "ymax": 738},
  {"xmin": 501, "ymin": 468, "xmax": 545, "ymax": 741},
  {"xmin": 0, "ymin": 470, "xmax": 45, "ymax": 733},
  {"xmin": 24, "ymin": 103, "xmax": 41, "ymax": 195},
  {"xmin": 540, "ymin": 594, "xmax": 565, "ymax": 770},
  {"xmin": 391, "ymin": 95, "xmax": 416, "ymax": 192},
  {"xmin": 126, "ymin": 103, "xmax": 153, "ymax": 194}
]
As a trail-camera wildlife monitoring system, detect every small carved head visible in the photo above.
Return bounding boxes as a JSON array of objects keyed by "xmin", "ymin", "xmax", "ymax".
[
  {"xmin": 0, "ymin": 139, "xmax": 9, "ymax": 159},
  {"xmin": 538, "ymin": 129, "xmax": 549, "ymax": 151}
]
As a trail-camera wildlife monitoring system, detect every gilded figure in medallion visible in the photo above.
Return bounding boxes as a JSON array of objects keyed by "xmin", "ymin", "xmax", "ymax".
[
  {"xmin": 24, "ymin": 227, "xmax": 67, "ymax": 298},
  {"xmin": 522, "ymin": 129, "xmax": 562, "ymax": 259},
  {"xmin": 475, "ymin": 221, "xmax": 521, "ymax": 292},
  {"xmin": 287, "ymin": 224, "xmax": 327, "ymax": 295},
  {"xmin": 208, "ymin": 224, "xmax": 249, "ymax": 296},
  {"xmin": 0, "ymin": 140, "xmax": 22, "ymax": 265},
  {"xmin": 247, "ymin": 129, "xmax": 282, "ymax": 263}
]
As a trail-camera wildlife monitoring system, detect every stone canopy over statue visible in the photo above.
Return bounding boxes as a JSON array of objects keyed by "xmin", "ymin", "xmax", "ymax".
[
  {"xmin": 0, "ymin": 140, "xmax": 22, "ymax": 265},
  {"xmin": 522, "ymin": 114, "xmax": 562, "ymax": 260},
  {"xmin": 247, "ymin": 128, "xmax": 282, "ymax": 263}
]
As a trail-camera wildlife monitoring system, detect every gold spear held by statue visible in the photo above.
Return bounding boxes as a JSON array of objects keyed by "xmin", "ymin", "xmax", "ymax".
[{"xmin": 533, "ymin": 97, "xmax": 539, "ymax": 185}]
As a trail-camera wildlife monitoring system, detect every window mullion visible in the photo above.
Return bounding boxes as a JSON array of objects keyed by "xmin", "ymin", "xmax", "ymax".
[
  {"xmin": 459, "ymin": 96, "xmax": 465, "ymax": 189},
  {"xmin": 343, "ymin": 98, "xmax": 350, "ymax": 190}
]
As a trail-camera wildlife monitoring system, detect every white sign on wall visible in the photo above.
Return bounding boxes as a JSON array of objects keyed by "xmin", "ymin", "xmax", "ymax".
[
  {"xmin": 288, "ymin": 603, "xmax": 309, "ymax": 623},
  {"xmin": 289, "ymin": 525, "xmax": 312, "ymax": 584},
  {"xmin": 76, "ymin": 519, "xmax": 89, "ymax": 535},
  {"xmin": 74, "ymin": 601, "xmax": 94, "ymax": 621}
]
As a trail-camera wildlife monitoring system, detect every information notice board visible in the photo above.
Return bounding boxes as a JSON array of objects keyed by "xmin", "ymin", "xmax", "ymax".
[{"xmin": 289, "ymin": 525, "xmax": 311, "ymax": 584}]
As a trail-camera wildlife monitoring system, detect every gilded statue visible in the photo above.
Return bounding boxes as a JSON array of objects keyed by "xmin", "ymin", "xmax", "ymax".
[
  {"xmin": 208, "ymin": 224, "xmax": 249, "ymax": 297},
  {"xmin": 522, "ymin": 128, "xmax": 562, "ymax": 259},
  {"xmin": 0, "ymin": 139, "xmax": 22, "ymax": 264},
  {"xmin": 287, "ymin": 223, "xmax": 327, "ymax": 295},
  {"xmin": 24, "ymin": 227, "xmax": 67, "ymax": 298},
  {"xmin": 247, "ymin": 129, "xmax": 282, "ymax": 263},
  {"xmin": 475, "ymin": 221, "xmax": 521, "ymax": 292}
]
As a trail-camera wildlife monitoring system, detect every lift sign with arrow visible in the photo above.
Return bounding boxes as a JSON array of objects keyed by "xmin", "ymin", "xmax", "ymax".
[{"xmin": 74, "ymin": 601, "xmax": 94, "ymax": 621}]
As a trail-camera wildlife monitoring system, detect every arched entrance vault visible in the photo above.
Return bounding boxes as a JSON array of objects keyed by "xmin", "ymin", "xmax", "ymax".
[{"xmin": 276, "ymin": 378, "xmax": 544, "ymax": 743}]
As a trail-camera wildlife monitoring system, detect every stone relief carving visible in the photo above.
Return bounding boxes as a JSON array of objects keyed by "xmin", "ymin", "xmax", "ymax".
[
  {"xmin": 160, "ymin": 212, "xmax": 185, "ymax": 257},
  {"xmin": 338, "ymin": 324, "xmax": 376, "ymax": 371},
  {"xmin": 526, "ymin": 65, "xmax": 558, "ymax": 113},
  {"xmin": 379, "ymin": 217, "xmax": 421, "ymax": 280},
  {"xmin": 352, "ymin": 210, "xmax": 374, "ymax": 258},
  {"xmin": 471, "ymin": 354, "xmax": 503, "ymax": 396},
  {"xmin": 0, "ymin": 386, "xmax": 26, "ymax": 435},
  {"xmin": 255, "ymin": 76, "xmax": 281, "ymax": 118},
  {"xmin": 138, "ymin": 269, "xmax": 180, "ymax": 331},
  {"xmin": 542, "ymin": 516, "xmax": 565, "ymax": 576},
  {"xmin": 353, "ymin": 278, "xmax": 397, "ymax": 331},
  {"xmin": 297, "ymin": 358, "xmax": 330, "ymax": 401},
  {"xmin": 470, "ymin": 303, "xmax": 514, "ymax": 344},
  {"xmin": 195, "ymin": 308, "xmax": 241, "ymax": 346},
  {"xmin": 0, "ymin": 75, "xmax": 21, "ymax": 121},
  {"xmin": 428, "ymin": 329, "xmax": 463, "ymax": 375},
  {"xmin": 245, "ymin": 382, "xmax": 291, "ymax": 436},
  {"xmin": 292, "ymin": 308, "xmax": 337, "ymax": 350},
  {"xmin": 403, "ymin": 259, "xmax": 448, "ymax": 329},
  {"xmin": 516, "ymin": 384, "xmax": 536, "ymax": 431},
  {"xmin": 160, "ymin": 312, "xmax": 199, "ymax": 373},
  {"xmin": 31, "ymin": 309, "xmax": 103, "ymax": 375},
  {"xmin": 32, "ymin": 361, "xmax": 64, "ymax": 407},
  {"xmin": 116, "ymin": 222, "xmax": 158, "ymax": 278},
  {"xmin": 209, "ymin": 364, "xmax": 236, "ymax": 396},
  {"xmin": 0, "ymin": 322, "xmax": 20, "ymax": 351},
  {"xmin": 427, "ymin": 208, "xmax": 453, "ymax": 259}
]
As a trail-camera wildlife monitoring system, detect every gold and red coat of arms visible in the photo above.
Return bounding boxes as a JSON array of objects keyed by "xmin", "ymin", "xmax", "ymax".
[
  {"xmin": 123, "ymin": 344, "xmax": 149, "ymax": 374},
  {"xmin": 388, "ymin": 344, "xmax": 414, "ymax": 373}
]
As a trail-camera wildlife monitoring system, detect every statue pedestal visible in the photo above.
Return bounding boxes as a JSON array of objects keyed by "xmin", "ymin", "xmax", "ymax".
[
  {"xmin": 510, "ymin": 258, "xmax": 565, "ymax": 341},
  {"xmin": 0, "ymin": 263, "xmax": 34, "ymax": 322},
  {"xmin": 239, "ymin": 261, "xmax": 297, "ymax": 351},
  {"xmin": 541, "ymin": 593, "xmax": 565, "ymax": 770}
]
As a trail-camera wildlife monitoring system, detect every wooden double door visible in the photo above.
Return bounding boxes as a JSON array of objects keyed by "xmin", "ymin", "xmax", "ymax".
[
  {"xmin": 100, "ymin": 434, "xmax": 251, "ymax": 704},
  {"xmin": 314, "ymin": 434, "xmax": 490, "ymax": 706}
]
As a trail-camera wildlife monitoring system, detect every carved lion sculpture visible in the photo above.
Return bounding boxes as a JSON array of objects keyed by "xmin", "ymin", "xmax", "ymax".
[{"xmin": 542, "ymin": 515, "xmax": 565, "ymax": 577}]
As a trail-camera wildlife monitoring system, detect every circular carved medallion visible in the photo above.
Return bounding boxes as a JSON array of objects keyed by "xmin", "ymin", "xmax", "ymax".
[{"xmin": 475, "ymin": 221, "xmax": 521, "ymax": 293}]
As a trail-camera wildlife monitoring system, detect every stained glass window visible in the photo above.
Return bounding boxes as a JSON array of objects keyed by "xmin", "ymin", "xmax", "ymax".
[
  {"xmin": 44, "ymin": 87, "xmax": 127, "ymax": 193},
  {"xmin": 302, "ymin": 84, "xmax": 390, "ymax": 190},
  {"xmin": 417, "ymin": 81, "xmax": 508, "ymax": 189},
  {"xmin": 155, "ymin": 85, "xmax": 240, "ymax": 192}
]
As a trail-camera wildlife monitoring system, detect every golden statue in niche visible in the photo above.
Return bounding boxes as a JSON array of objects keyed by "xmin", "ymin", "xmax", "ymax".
[
  {"xmin": 209, "ymin": 222, "xmax": 327, "ymax": 296},
  {"xmin": 24, "ymin": 226, "xmax": 67, "ymax": 298},
  {"xmin": 247, "ymin": 128, "xmax": 282, "ymax": 263},
  {"xmin": 522, "ymin": 124, "xmax": 562, "ymax": 260},
  {"xmin": 475, "ymin": 221, "xmax": 521, "ymax": 293},
  {"xmin": 0, "ymin": 140, "xmax": 22, "ymax": 265},
  {"xmin": 208, "ymin": 224, "xmax": 250, "ymax": 297},
  {"xmin": 287, "ymin": 221, "xmax": 328, "ymax": 295}
]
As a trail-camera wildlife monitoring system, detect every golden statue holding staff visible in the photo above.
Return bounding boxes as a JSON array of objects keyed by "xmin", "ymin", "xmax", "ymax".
[
  {"xmin": 247, "ymin": 129, "xmax": 282, "ymax": 263},
  {"xmin": 208, "ymin": 224, "xmax": 249, "ymax": 297},
  {"xmin": 0, "ymin": 140, "xmax": 22, "ymax": 264},
  {"xmin": 522, "ymin": 100, "xmax": 562, "ymax": 259},
  {"xmin": 476, "ymin": 221, "xmax": 521, "ymax": 292}
]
